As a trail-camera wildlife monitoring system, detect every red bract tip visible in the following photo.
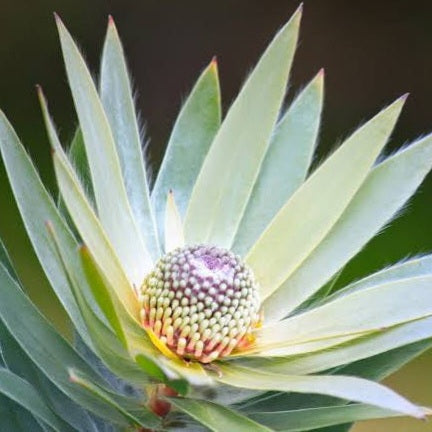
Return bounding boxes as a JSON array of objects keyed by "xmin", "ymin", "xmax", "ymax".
[
  {"xmin": 318, "ymin": 67, "xmax": 325, "ymax": 77},
  {"xmin": 210, "ymin": 56, "xmax": 218, "ymax": 72},
  {"xmin": 108, "ymin": 14, "xmax": 115, "ymax": 26}
]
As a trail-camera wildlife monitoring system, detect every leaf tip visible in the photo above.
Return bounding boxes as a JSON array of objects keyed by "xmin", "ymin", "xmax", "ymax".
[
  {"xmin": 44, "ymin": 220, "xmax": 54, "ymax": 232},
  {"xmin": 67, "ymin": 368, "xmax": 78, "ymax": 383},
  {"xmin": 400, "ymin": 92, "xmax": 410, "ymax": 102},
  {"xmin": 35, "ymin": 84, "xmax": 46, "ymax": 104},
  {"xmin": 107, "ymin": 14, "xmax": 118, "ymax": 36},
  {"xmin": 53, "ymin": 12, "xmax": 64, "ymax": 29},
  {"xmin": 293, "ymin": 2, "xmax": 304, "ymax": 21},
  {"xmin": 210, "ymin": 55, "xmax": 218, "ymax": 70}
]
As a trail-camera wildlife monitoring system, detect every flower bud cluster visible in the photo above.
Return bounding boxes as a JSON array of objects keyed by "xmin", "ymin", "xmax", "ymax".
[{"xmin": 139, "ymin": 245, "xmax": 260, "ymax": 363}]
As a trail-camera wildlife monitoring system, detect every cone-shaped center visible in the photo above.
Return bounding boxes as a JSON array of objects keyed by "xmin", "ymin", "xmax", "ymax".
[{"xmin": 139, "ymin": 245, "xmax": 260, "ymax": 363}]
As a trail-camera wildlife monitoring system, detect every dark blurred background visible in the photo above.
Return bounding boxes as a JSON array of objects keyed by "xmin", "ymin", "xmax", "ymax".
[{"xmin": 0, "ymin": 1, "xmax": 431, "ymax": 430}]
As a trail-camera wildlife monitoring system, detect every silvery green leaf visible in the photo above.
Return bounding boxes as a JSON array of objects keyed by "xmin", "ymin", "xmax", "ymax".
[
  {"xmin": 69, "ymin": 369, "xmax": 160, "ymax": 430},
  {"xmin": 238, "ymin": 339, "xmax": 432, "ymax": 431},
  {"xmin": 152, "ymin": 59, "xmax": 221, "ymax": 242},
  {"xmin": 52, "ymin": 142, "xmax": 139, "ymax": 320},
  {"xmin": 263, "ymin": 133, "xmax": 432, "ymax": 321},
  {"xmin": 217, "ymin": 365, "xmax": 425, "ymax": 418},
  {"xmin": 101, "ymin": 18, "xmax": 160, "ymax": 259},
  {"xmin": 45, "ymin": 223, "xmax": 156, "ymax": 386},
  {"xmin": 0, "ymin": 394, "xmax": 45, "ymax": 432},
  {"xmin": 56, "ymin": 16, "xmax": 152, "ymax": 284},
  {"xmin": 233, "ymin": 70, "xmax": 323, "ymax": 255},
  {"xmin": 247, "ymin": 97, "xmax": 405, "ymax": 304},
  {"xmin": 0, "ymin": 368, "xmax": 74, "ymax": 432},
  {"xmin": 0, "ymin": 262, "xmax": 134, "ymax": 426},
  {"xmin": 1, "ymin": 320, "xmax": 98, "ymax": 432},
  {"xmin": 327, "ymin": 254, "xmax": 432, "ymax": 302},
  {"xmin": 249, "ymin": 403, "xmax": 401, "ymax": 431},
  {"xmin": 169, "ymin": 397, "xmax": 272, "ymax": 432},
  {"xmin": 184, "ymin": 7, "xmax": 301, "ymax": 248},
  {"xmin": 165, "ymin": 191, "xmax": 185, "ymax": 252},
  {"xmin": 253, "ymin": 275, "xmax": 432, "ymax": 356},
  {"xmin": 243, "ymin": 317, "xmax": 432, "ymax": 375},
  {"xmin": 0, "ymin": 110, "xmax": 89, "ymax": 343}
]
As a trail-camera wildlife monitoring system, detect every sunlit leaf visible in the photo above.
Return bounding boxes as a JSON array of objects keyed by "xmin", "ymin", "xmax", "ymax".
[
  {"xmin": 45, "ymin": 223, "xmax": 157, "ymax": 386},
  {"xmin": 233, "ymin": 70, "xmax": 324, "ymax": 255},
  {"xmin": 165, "ymin": 191, "xmax": 185, "ymax": 252},
  {"xmin": 263, "ymin": 133, "xmax": 432, "ymax": 321},
  {"xmin": 247, "ymin": 97, "xmax": 405, "ymax": 302},
  {"xmin": 217, "ymin": 365, "xmax": 425, "ymax": 418},
  {"xmin": 52, "ymin": 144, "xmax": 139, "ymax": 319},
  {"xmin": 152, "ymin": 59, "xmax": 221, "ymax": 242},
  {"xmin": 327, "ymin": 254, "xmax": 432, "ymax": 302},
  {"xmin": 80, "ymin": 245, "xmax": 128, "ymax": 348},
  {"xmin": 253, "ymin": 275, "xmax": 432, "ymax": 356},
  {"xmin": 56, "ymin": 16, "xmax": 152, "ymax": 284},
  {"xmin": 184, "ymin": 7, "xmax": 302, "ymax": 248},
  {"xmin": 0, "ymin": 110, "xmax": 89, "ymax": 342},
  {"xmin": 101, "ymin": 17, "xmax": 160, "ymax": 259}
]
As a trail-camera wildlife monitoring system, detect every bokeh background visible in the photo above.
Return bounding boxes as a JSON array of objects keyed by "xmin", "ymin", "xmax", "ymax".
[{"xmin": 0, "ymin": 0, "xmax": 431, "ymax": 430}]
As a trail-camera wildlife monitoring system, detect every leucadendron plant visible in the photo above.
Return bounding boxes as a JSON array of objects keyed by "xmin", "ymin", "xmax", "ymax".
[{"xmin": 0, "ymin": 5, "xmax": 431, "ymax": 432}]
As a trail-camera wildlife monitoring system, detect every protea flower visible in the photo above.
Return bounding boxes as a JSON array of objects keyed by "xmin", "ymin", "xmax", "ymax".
[{"xmin": 0, "ymin": 5, "xmax": 431, "ymax": 432}]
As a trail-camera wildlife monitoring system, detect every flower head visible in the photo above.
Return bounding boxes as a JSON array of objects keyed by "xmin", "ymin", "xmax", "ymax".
[{"xmin": 140, "ymin": 245, "xmax": 260, "ymax": 362}]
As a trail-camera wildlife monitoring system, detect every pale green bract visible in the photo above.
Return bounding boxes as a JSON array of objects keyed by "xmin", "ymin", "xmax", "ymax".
[{"xmin": 0, "ymin": 5, "xmax": 431, "ymax": 432}]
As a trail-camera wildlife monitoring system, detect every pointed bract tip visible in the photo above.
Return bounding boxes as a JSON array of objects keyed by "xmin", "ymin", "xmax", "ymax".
[
  {"xmin": 35, "ymin": 84, "xmax": 43, "ymax": 98},
  {"xmin": 209, "ymin": 56, "xmax": 218, "ymax": 71},
  {"xmin": 400, "ymin": 92, "xmax": 410, "ymax": 102},
  {"xmin": 35, "ymin": 85, "xmax": 46, "ymax": 107},
  {"xmin": 108, "ymin": 14, "xmax": 115, "ymax": 25},
  {"xmin": 415, "ymin": 409, "xmax": 427, "ymax": 421},
  {"xmin": 53, "ymin": 12, "xmax": 61, "ymax": 24},
  {"xmin": 293, "ymin": 2, "xmax": 303, "ymax": 19},
  {"xmin": 68, "ymin": 369, "xmax": 78, "ymax": 383},
  {"xmin": 318, "ymin": 67, "xmax": 325, "ymax": 77}
]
